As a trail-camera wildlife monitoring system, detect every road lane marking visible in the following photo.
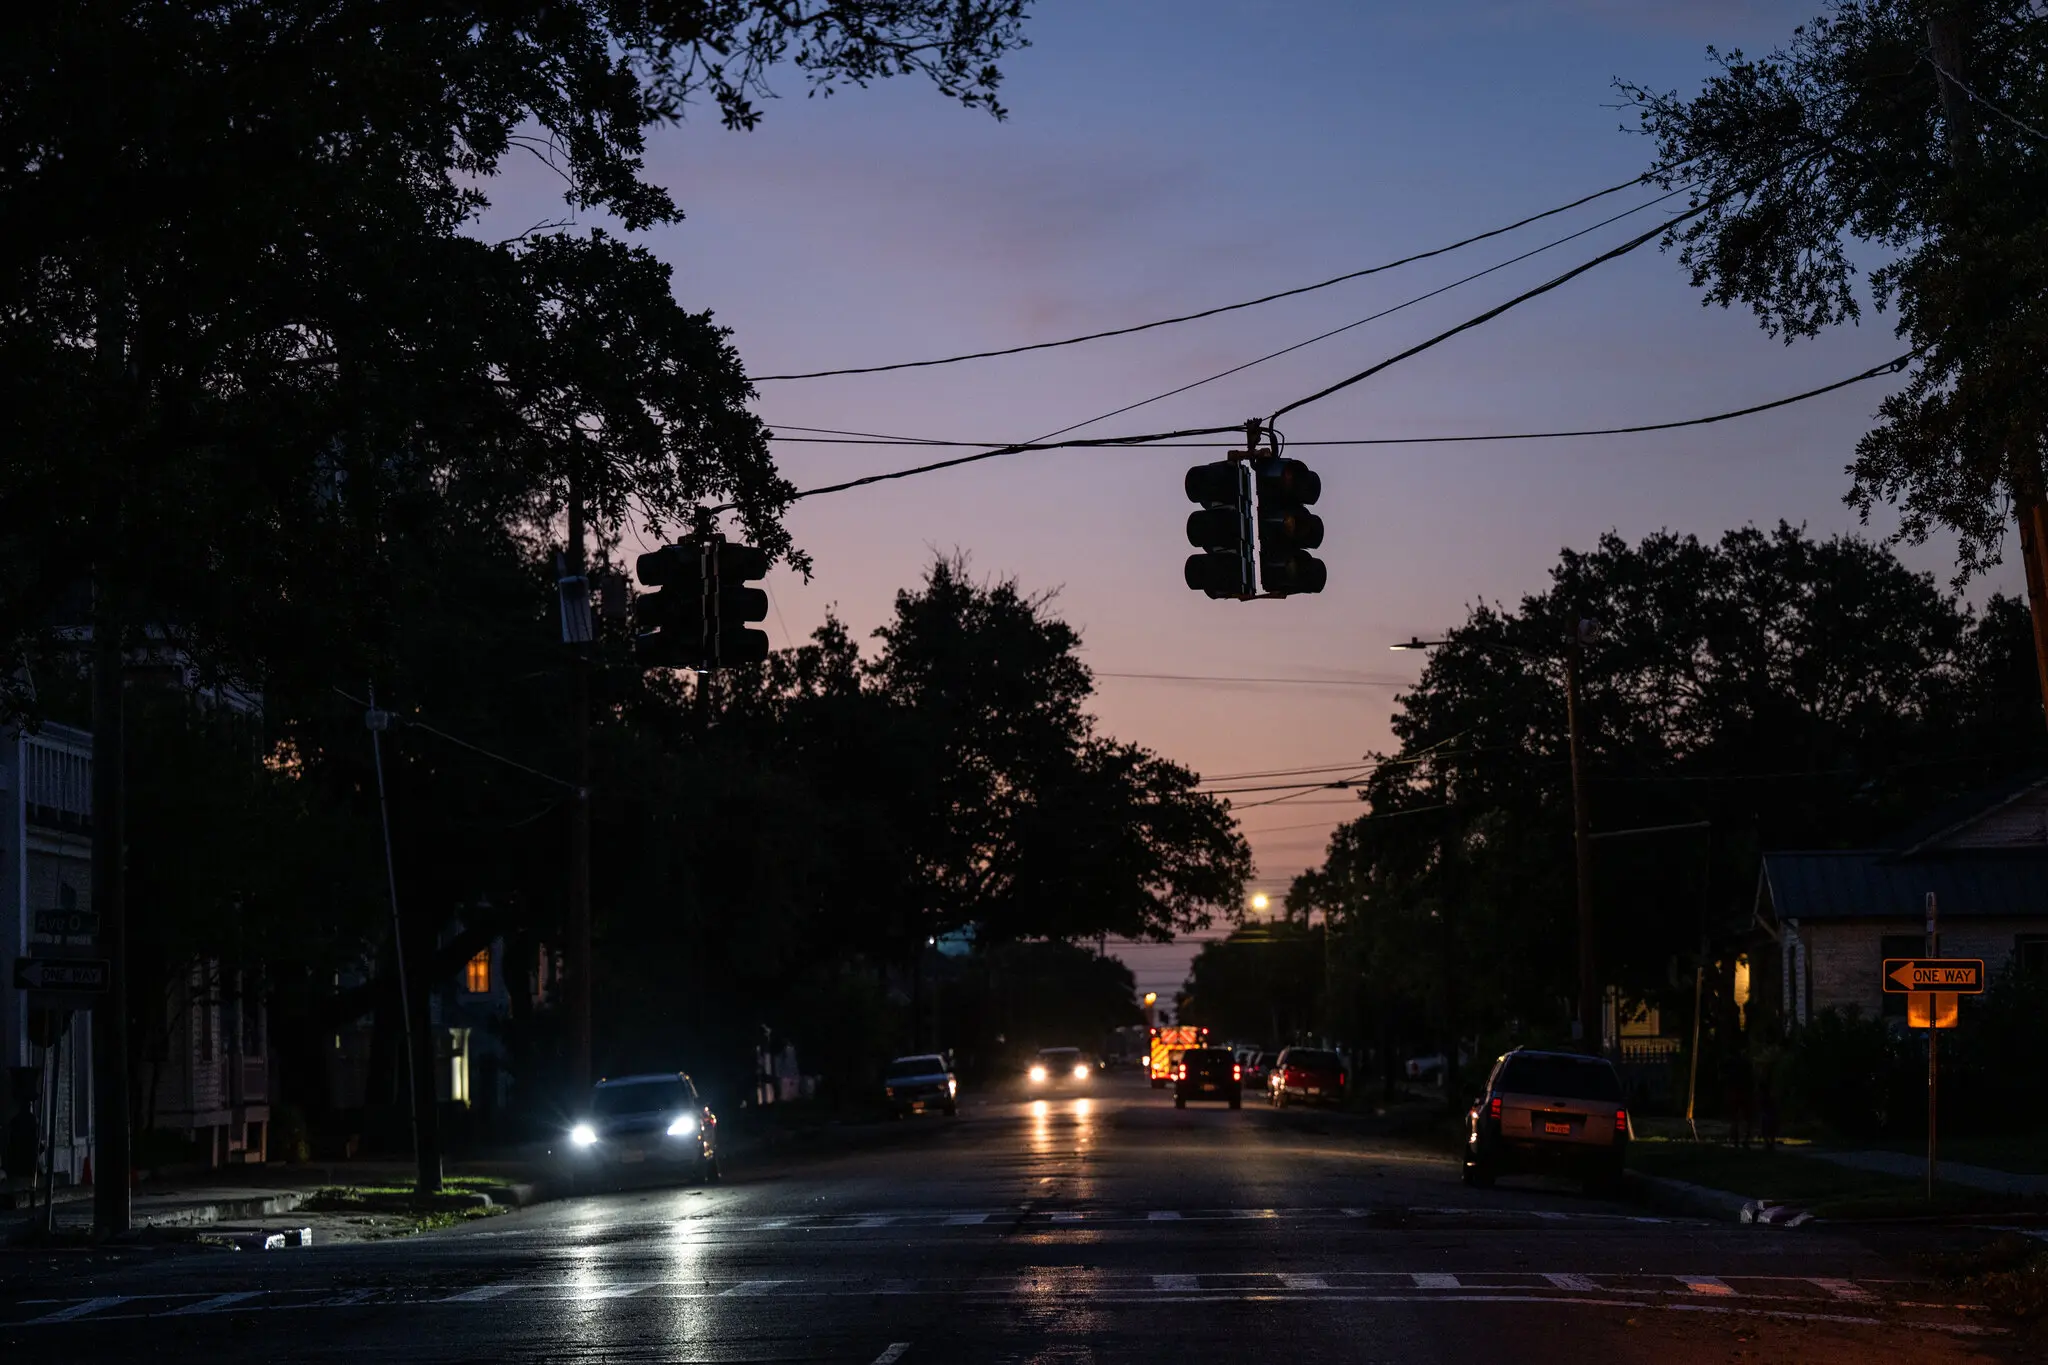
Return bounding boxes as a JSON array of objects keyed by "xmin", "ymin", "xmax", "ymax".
[
  {"xmin": 1543, "ymin": 1274, "xmax": 1597, "ymax": 1292},
  {"xmin": 855, "ymin": 1215, "xmax": 895, "ymax": 1228},
  {"xmin": 755, "ymin": 1218, "xmax": 791, "ymax": 1230},
  {"xmin": 1152, "ymin": 1275, "xmax": 1199, "ymax": 1291},
  {"xmin": 1146, "ymin": 1211, "xmax": 1181, "ymax": 1221},
  {"xmin": 1051, "ymin": 1212, "xmax": 1084, "ymax": 1222},
  {"xmin": 1680, "ymin": 1276, "xmax": 1735, "ymax": 1296},
  {"xmin": 1530, "ymin": 1211, "xmax": 1567, "ymax": 1221},
  {"xmin": 441, "ymin": 1284, "xmax": 522, "ymax": 1302},
  {"xmin": 168, "ymin": 1292, "xmax": 264, "ymax": 1316},
  {"xmin": 1411, "ymin": 1274, "xmax": 1460, "ymax": 1289},
  {"xmin": 1809, "ymin": 1278, "xmax": 1875, "ymax": 1301},
  {"xmin": 944, "ymin": 1213, "xmax": 989, "ymax": 1225},
  {"xmin": 873, "ymin": 1345, "xmax": 911, "ymax": 1364},
  {"xmin": 720, "ymin": 1281, "xmax": 790, "ymax": 1297},
  {"xmin": 31, "ymin": 1297, "xmax": 129, "ymax": 1324},
  {"xmin": 1280, "ymin": 1275, "xmax": 1328, "ymax": 1290},
  {"xmin": 572, "ymin": 1282, "xmax": 656, "ymax": 1299}
]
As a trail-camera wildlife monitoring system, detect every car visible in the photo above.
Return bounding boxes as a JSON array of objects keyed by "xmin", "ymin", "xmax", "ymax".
[
  {"xmin": 563, "ymin": 1071, "xmax": 719, "ymax": 1187},
  {"xmin": 1268, "ymin": 1047, "xmax": 1346, "ymax": 1107},
  {"xmin": 884, "ymin": 1053, "xmax": 959, "ymax": 1117},
  {"xmin": 1028, "ymin": 1046, "xmax": 1093, "ymax": 1089},
  {"xmin": 1238, "ymin": 1050, "xmax": 1273, "ymax": 1089},
  {"xmin": 1173, "ymin": 1046, "xmax": 1242, "ymax": 1109},
  {"xmin": 1463, "ymin": 1047, "xmax": 1629, "ymax": 1193}
]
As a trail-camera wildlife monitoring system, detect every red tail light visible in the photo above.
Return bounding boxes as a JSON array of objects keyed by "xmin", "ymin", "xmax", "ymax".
[
  {"xmin": 1488, "ymin": 1095, "xmax": 1501, "ymax": 1120},
  {"xmin": 1232, "ymin": 1064, "xmax": 1242, "ymax": 1081},
  {"xmin": 1614, "ymin": 1109, "xmax": 1628, "ymax": 1134},
  {"xmin": 1338, "ymin": 1073, "xmax": 1346, "ymax": 1088}
]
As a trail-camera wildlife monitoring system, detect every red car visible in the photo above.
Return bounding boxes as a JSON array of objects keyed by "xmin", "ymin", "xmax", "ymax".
[{"xmin": 1268, "ymin": 1047, "xmax": 1346, "ymax": 1107}]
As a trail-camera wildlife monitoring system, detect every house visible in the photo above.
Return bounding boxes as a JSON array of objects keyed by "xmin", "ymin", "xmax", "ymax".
[
  {"xmin": 1755, "ymin": 773, "xmax": 2048, "ymax": 1031},
  {"xmin": 0, "ymin": 723, "xmax": 97, "ymax": 1189}
]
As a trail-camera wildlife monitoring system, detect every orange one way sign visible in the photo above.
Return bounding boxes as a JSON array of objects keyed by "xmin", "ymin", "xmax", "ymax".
[{"xmin": 1882, "ymin": 959, "xmax": 1984, "ymax": 994}]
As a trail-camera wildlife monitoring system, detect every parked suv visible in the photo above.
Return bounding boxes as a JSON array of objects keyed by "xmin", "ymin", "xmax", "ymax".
[
  {"xmin": 1173, "ymin": 1047, "xmax": 1242, "ymax": 1109},
  {"xmin": 884, "ymin": 1053, "xmax": 958, "ymax": 1118},
  {"xmin": 1464, "ymin": 1048, "xmax": 1629, "ymax": 1192},
  {"xmin": 1268, "ymin": 1047, "xmax": 1345, "ymax": 1107}
]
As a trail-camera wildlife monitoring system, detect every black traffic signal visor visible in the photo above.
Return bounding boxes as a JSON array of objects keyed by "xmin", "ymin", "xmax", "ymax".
[
  {"xmin": 1185, "ymin": 553, "xmax": 1248, "ymax": 598},
  {"xmin": 1184, "ymin": 461, "xmax": 1245, "ymax": 505},
  {"xmin": 1186, "ymin": 507, "xmax": 1246, "ymax": 550},
  {"xmin": 1255, "ymin": 458, "xmax": 1321, "ymax": 505},
  {"xmin": 636, "ymin": 545, "xmax": 701, "ymax": 586},
  {"xmin": 1259, "ymin": 509, "xmax": 1325, "ymax": 551},
  {"xmin": 1260, "ymin": 550, "xmax": 1328, "ymax": 595}
]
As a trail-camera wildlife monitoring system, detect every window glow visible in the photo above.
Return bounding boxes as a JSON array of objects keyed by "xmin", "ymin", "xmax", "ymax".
[{"xmin": 465, "ymin": 949, "xmax": 491, "ymax": 994}]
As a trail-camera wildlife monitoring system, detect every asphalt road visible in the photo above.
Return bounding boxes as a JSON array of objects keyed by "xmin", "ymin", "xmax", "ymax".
[{"xmin": 0, "ymin": 1071, "xmax": 2020, "ymax": 1363}]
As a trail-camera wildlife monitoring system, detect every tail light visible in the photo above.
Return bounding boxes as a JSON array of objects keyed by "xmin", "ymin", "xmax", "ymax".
[
  {"xmin": 1614, "ymin": 1109, "xmax": 1628, "ymax": 1134},
  {"xmin": 1488, "ymin": 1095, "xmax": 1501, "ymax": 1120},
  {"xmin": 1338, "ymin": 1072, "xmax": 1346, "ymax": 1088},
  {"xmin": 1232, "ymin": 1064, "xmax": 1242, "ymax": 1081}
]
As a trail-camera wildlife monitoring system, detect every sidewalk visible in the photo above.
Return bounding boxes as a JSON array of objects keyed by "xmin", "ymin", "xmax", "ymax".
[{"xmin": 1807, "ymin": 1149, "xmax": 2048, "ymax": 1197}]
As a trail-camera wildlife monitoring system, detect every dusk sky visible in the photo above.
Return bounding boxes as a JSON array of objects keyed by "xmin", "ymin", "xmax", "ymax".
[{"xmin": 486, "ymin": 1, "xmax": 2023, "ymax": 1004}]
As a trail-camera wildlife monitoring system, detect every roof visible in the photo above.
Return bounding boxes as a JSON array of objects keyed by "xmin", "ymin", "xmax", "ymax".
[
  {"xmin": 1893, "ymin": 771, "xmax": 2048, "ymax": 853},
  {"xmin": 1760, "ymin": 850, "xmax": 2048, "ymax": 921}
]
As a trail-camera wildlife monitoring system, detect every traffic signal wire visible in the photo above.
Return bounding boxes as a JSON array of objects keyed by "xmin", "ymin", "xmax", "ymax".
[{"xmin": 749, "ymin": 173, "xmax": 1660, "ymax": 381}]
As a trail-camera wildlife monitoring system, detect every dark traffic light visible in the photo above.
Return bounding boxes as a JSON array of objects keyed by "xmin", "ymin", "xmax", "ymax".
[
  {"xmin": 633, "ymin": 538, "xmax": 772, "ymax": 667},
  {"xmin": 1184, "ymin": 459, "xmax": 1253, "ymax": 598},
  {"xmin": 1255, "ymin": 457, "xmax": 1326, "ymax": 595}
]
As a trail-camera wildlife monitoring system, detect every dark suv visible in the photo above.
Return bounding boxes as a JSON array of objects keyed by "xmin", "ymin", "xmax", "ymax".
[
  {"xmin": 1173, "ymin": 1047, "xmax": 1242, "ymax": 1109},
  {"xmin": 1464, "ymin": 1048, "xmax": 1629, "ymax": 1192}
]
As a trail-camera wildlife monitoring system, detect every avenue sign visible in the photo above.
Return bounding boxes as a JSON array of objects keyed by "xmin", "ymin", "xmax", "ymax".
[
  {"xmin": 1882, "ymin": 958, "xmax": 1985, "ymax": 994},
  {"xmin": 32, "ymin": 908, "xmax": 100, "ymax": 938}
]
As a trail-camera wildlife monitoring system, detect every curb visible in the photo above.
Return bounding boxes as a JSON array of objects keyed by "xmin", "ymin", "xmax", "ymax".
[
  {"xmin": 1624, "ymin": 1171, "xmax": 1755, "ymax": 1223},
  {"xmin": 138, "ymin": 1192, "xmax": 307, "ymax": 1227}
]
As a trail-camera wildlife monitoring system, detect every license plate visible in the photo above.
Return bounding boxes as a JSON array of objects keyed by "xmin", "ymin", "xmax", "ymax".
[
  {"xmin": 1306, "ymin": 1087, "xmax": 1321, "ymax": 1095},
  {"xmin": 1202, "ymin": 1083, "xmax": 1216, "ymax": 1091},
  {"xmin": 1544, "ymin": 1121, "xmax": 1572, "ymax": 1135},
  {"xmin": 911, "ymin": 1102, "xmax": 925, "ymax": 1113},
  {"xmin": 619, "ymin": 1149, "xmax": 645, "ymax": 1164}
]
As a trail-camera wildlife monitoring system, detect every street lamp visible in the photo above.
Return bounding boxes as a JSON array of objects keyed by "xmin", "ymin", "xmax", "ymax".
[
  {"xmin": 1249, "ymin": 892, "xmax": 1270, "ymax": 913},
  {"xmin": 1389, "ymin": 622, "xmax": 1603, "ymax": 1054}
]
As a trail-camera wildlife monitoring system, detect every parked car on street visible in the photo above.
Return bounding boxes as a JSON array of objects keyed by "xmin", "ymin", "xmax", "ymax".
[
  {"xmin": 1028, "ymin": 1046, "xmax": 1093, "ymax": 1089},
  {"xmin": 1238, "ymin": 1050, "xmax": 1272, "ymax": 1089},
  {"xmin": 884, "ymin": 1053, "xmax": 959, "ymax": 1117},
  {"xmin": 1463, "ymin": 1048, "xmax": 1629, "ymax": 1193},
  {"xmin": 563, "ymin": 1072, "xmax": 719, "ymax": 1187},
  {"xmin": 1173, "ymin": 1047, "xmax": 1243, "ymax": 1109},
  {"xmin": 1268, "ymin": 1047, "xmax": 1346, "ymax": 1107}
]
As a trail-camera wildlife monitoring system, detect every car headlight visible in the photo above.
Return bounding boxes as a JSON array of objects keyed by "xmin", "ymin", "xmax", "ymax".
[
  {"xmin": 570, "ymin": 1123, "xmax": 598, "ymax": 1148},
  {"xmin": 1029, "ymin": 1065, "xmax": 1047, "ymax": 1083},
  {"xmin": 667, "ymin": 1114, "xmax": 698, "ymax": 1137},
  {"xmin": 1072, "ymin": 1064, "xmax": 1090, "ymax": 1081},
  {"xmin": 947, "ymin": 1077, "xmax": 957, "ymax": 1096}
]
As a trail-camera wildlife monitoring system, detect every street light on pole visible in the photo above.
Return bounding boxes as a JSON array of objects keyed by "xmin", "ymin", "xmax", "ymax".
[{"xmin": 1391, "ymin": 622, "xmax": 1604, "ymax": 1054}]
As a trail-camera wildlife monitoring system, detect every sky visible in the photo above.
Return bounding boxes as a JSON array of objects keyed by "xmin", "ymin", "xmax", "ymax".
[{"xmin": 483, "ymin": 1, "xmax": 2024, "ymax": 1007}]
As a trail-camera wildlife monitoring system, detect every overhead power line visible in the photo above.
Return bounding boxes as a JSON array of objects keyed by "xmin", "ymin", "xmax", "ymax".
[
  {"xmin": 750, "ymin": 174, "xmax": 1657, "ymax": 381},
  {"xmin": 1094, "ymin": 670, "xmax": 1409, "ymax": 687}
]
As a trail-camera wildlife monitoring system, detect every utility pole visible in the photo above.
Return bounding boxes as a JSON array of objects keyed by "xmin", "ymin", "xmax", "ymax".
[
  {"xmin": 565, "ymin": 480, "xmax": 593, "ymax": 1097},
  {"xmin": 1564, "ymin": 620, "xmax": 1599, "ymax": 1053},
  {"xmin": 90, "ymin": 271, "xmax": 131, "ymax": 1241},
  {"xmin": 366, "ymin": 689, "xmax": 439, "ymax": 1195},
  {"xmin": 1925, "ymin": 892, "xmax": 1939, "ymax": 1199}
]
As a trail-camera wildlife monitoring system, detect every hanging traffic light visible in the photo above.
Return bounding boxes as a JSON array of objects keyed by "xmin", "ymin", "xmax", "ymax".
[
  {"xmin": 633, "ymin": 543, "xmax": 708, "ymax": 667},
  {"xmin": 711, "ymin": 541, "xmax": 771, "ymax": 665},
  {"xmin": 1255, "ymin": 457, "xmax": 1326, "ymax": 595},
  {"xmin": 1184, "ymin": 459, "xmax": 1253, "ymax": 598}
]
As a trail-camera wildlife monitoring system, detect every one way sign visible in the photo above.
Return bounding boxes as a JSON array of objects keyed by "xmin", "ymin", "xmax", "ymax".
[
  {"xmin": 12, "ymin": 956, "xmax": 111, "ymax": 993},
  {"xmin": 1881, "ymin": 958, "xmax": 1985, "ymax": 994}
]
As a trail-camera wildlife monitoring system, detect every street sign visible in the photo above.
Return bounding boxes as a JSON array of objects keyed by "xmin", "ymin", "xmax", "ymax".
[
  {"xmin": 12, "ymin": 956, "xmax": 110, "ymax": 993},
  {"xmin": 1907, "ymin": 992, "xmax": 1959, "ymax": 1029},
  {"xmin": 31, "ymin": 908, "xmax": 100, "ymax": 938},
  {"xmin": 1881, "ymin": 958, "xmax": 1984, "ymax": 994}
]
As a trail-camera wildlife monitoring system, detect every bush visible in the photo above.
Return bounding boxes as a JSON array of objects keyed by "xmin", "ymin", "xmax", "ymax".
[{"xmin": 1785, "ymin": 1007, "xmax": 1909, "ymax": 1139}]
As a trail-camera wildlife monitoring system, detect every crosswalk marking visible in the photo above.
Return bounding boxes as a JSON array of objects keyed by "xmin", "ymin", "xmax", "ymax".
[
  {"xmin": 1808, "ymin": 1278, "xmax": 1874, "ymax": 1302},
  {"xmin": 755, "ymin": 1218, "xmax": 791, "ymax": 1230},
  {"xmin": 872, "ymin": 1345, "xmax": 912, "ymax": 1364},
  {"xmin": 1280, "ymin": 1275, "xmax": 1327, "ymax": 1290},
  {"xmin": 1051, "ymin": 1212, "xmax": 1084, "ymax": 1222},
  {"xmin": 1151, "ymin": 1274, "xmax": 1199, "ymax": 1291},
  {"xmin": 575, "ymin": 1282, "xmax": 656, "ymax": 1300},
  {"xmin": 1147, "ymin": 1211, "xmax": 1181, "ymax": 1221},
  {"xmin": 31, "ymin": 1296, "xmax": 128, "ymax": 1324},
  {"xmin": 1530, "ymin": 1211, "xmax": 1567, "ymax": 1221},
  {"xmin": 168, "ymin": 1292, "xmax": 263, "ymax": 1316},
  {"xmin": 944, "ymin": 1213, "xmax": 990, "ymax": 1226},
  {"xmin": 855, "ymin": 1215, "xmax": 896, "ymax": 1228},
  {"xmin": 1543, "ymin": 1274, "xmax": 1597, "ymax": 1291},
  {"xmin": 1411, "ymin": 1274, "xmax": 1460, "ymax": 1289},
  {"xmin": 1681, "ymin": 1277, "xmax": 1735, "ymax": 1296},
  {"xmin": 441, "ymin": 1284, "xmax": 520, "ymax": 1303}
]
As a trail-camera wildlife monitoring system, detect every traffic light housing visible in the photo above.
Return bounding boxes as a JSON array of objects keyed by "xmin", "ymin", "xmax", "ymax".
[
  {"xmin": 632, "ymin": 538, "xmax": 772, "ymax": 667},
  {"xmin": 1255, "ymin": 457, "xmax": 1326, "ymax": 596},
  {"xmin": 1184, "ymin": 459, "xmax": 1253, "ymax": 598}
]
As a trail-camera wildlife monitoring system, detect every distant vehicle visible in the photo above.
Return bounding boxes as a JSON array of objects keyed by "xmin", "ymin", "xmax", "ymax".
[
  {"xmin": 1269, "ymin": 1047, "xmax": 1346, "ymax": 1107},
  {"xmin": 1463, "ymin": 1048, "xmax": 1629, "ymax": 1193},
  {"xmin": 1028, "ymin": 1046, "xmax": 1093, "ymax": 1088},
  {"xmin": 1173, "ymin": 1047, "xmax": 1243, "ymax": 1109},
  {"xmin": 1406, "ymin": 1054, "xmax": 1449, "ymax": 1082},
  {"xmin": 884, "ymin": 1053, "xmax": 958, "ymax": 1118},
  {"xmin": 1148, "ymin": 1025, "xmax": 1206, "ymax": 1089},
  {"xmin": 563, "ymin": 1072, "xmax": 719, "ymax": 1186},
  {"xmin": 1238, "ymin": 1050, "xmax": 1273, "ymax": 1089}
]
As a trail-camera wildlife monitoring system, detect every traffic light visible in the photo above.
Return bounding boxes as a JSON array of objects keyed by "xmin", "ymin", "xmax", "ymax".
[
  {"xmin": 633, "ymin": 543, "xmax": 708, "ymax": 667},
  {"xmin": 710, "ymin": 541, "xmax": 771, "ymax": 665},
  {"xmin": 1183, "ymin": 459, "xmax": 1253, "ymax": 598},
  {"xmin": 632, "ymin": 538, "xmax": 772, "ymax": 667},
  {"xmin": 1255, "ymin": 457, "xmax": 1326, "ymax": 595}
]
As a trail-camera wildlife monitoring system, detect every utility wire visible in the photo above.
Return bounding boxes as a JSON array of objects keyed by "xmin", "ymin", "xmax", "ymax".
[
  {"xmin": 332, "ymin": 686, "xmax": 583, "ymax": 795},
  {"xmin": 1094, "ymin": 670, "xmax": 1409, "ymax": 687},
  {"xmin": 766, "ymin": 353, "xmax": 1912, "ymax": 453},
  {"xmin": 751, "ymin": 174, "xmax": 1658, "ymax": 381},
  {"xmin": 1926, "ymin": 54, "xmax": 2048, "ymax": 142}
]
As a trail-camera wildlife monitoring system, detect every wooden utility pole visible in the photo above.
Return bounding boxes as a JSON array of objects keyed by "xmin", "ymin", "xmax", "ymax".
[
  {"xmin": 566, "ymin": 480, "xmax": 593, "ymax": 1097},
  {"xmin": 1564, "ymin": 622, "xmax": 1599, "ymax": 1052}
]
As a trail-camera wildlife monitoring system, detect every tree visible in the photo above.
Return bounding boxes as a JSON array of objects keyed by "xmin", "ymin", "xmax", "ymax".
[{"xmin": 1618, "ymin": 2, "xmax": 2048, "ymax": 709}]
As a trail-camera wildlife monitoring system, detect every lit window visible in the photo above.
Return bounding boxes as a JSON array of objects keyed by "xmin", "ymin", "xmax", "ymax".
[{"xmin": 465, "ymin": 949, "xmax": 491, "ymax": 994}]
